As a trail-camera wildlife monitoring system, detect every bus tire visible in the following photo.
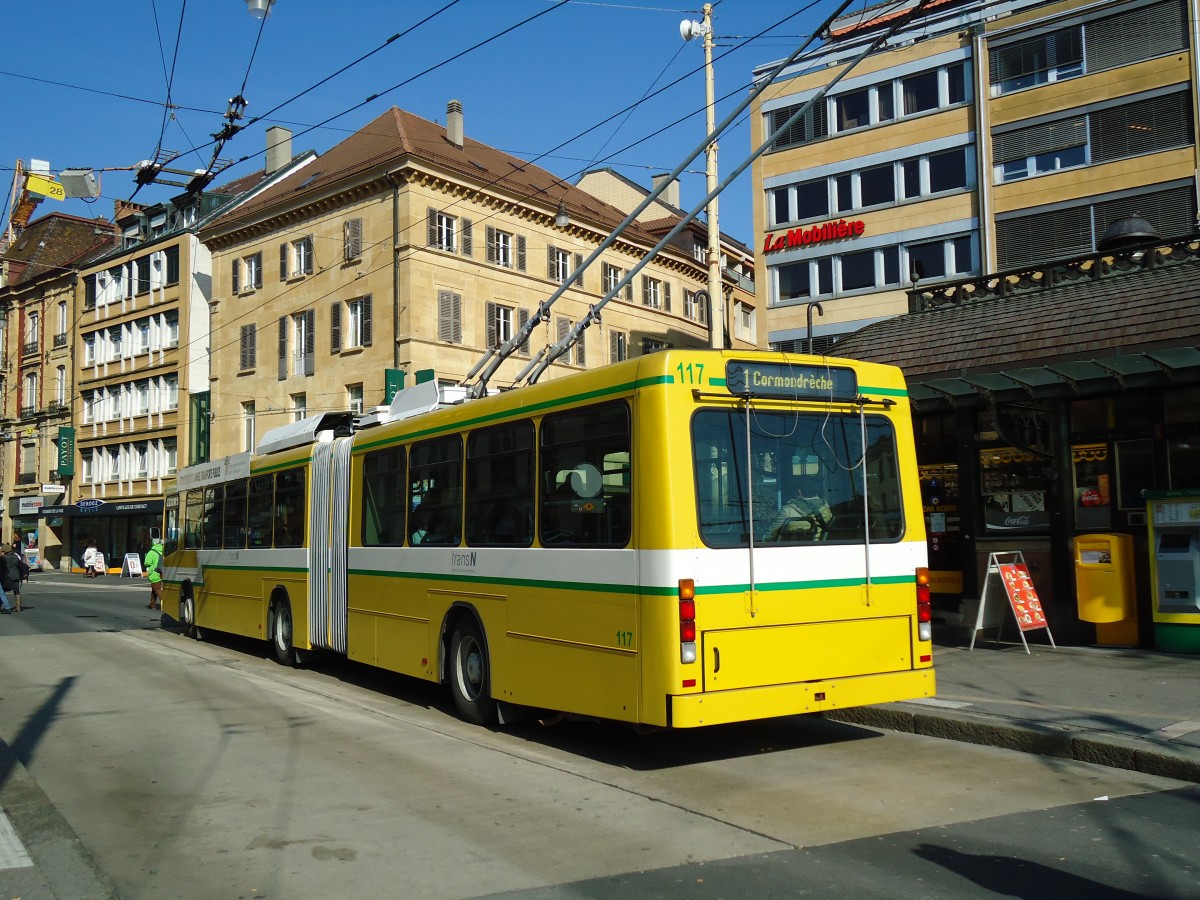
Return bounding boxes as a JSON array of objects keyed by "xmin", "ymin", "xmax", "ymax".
[
  {"xmin": 179, "ymin": 589, "xmax": 198, "ymax": 639},
  {"xmin": 270, "ymin": 599, "xmax": 299, "ymax": 667},
  {"xmin": 449, "ymin": 618, "xmax": 497, "ymax": 726}
]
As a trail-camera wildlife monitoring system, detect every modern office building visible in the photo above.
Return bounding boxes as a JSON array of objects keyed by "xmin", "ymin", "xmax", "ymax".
[{"xmin": 751, "ymin": 0, "xmax": 1197, "ymax": 351}]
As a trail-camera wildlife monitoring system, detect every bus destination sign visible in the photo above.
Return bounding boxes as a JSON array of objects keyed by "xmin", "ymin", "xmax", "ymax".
[{"xmin": 726, "ymin": 360, "xmax": 858, "ymax": 401}]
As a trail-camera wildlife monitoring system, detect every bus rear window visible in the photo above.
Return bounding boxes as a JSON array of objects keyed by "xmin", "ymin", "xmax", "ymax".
[{"xmin": 692, "ymin": 409, "xmax": 904, "ymax": 547}]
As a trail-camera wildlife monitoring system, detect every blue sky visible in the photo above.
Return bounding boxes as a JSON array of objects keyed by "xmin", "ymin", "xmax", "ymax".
[{"xmin": 1, "ymin": 1, "xmax": 842, "ymax": 246}]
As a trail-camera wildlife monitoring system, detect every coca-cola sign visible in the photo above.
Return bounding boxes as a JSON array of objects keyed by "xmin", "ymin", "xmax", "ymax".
[{"xmin": 763, "ymin": 219, "xmax": 865, "ymax": 254}]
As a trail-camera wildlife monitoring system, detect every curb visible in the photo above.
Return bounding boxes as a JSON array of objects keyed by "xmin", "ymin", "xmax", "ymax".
[{"xmin": 825, "ymin": 704, "xmax": 1200, "ymax": 784}]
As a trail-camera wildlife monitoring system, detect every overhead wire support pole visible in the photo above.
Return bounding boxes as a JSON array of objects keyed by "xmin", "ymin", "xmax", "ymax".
[
  {"xmin": 464, "ymin": 0, "xmax": 859, "ymax": 399},
  {"xmin": 519, "ymin": 0, "xmax": 934, "ymax": 387}
]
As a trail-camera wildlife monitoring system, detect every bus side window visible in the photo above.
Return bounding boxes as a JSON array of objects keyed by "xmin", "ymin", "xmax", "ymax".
[{"xmin": 247, "ymin": 474, "xmax": 274, "ymax": 548}]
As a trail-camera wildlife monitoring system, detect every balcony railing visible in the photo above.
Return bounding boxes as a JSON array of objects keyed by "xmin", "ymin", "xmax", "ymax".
[
  {"xmin": 53, "ymin": 333, "xmax": 67, "ymax": 349},
  {"xmin": 22, "ymin": 340, "xmax": 38, "ymax": 356},
  {"xmin": 18, "ymin": 405, "xmax": 37, "ymax": 419},
  {"xmin": 16, "ymin": 472, "xmax": 36, "ymax": 485}
]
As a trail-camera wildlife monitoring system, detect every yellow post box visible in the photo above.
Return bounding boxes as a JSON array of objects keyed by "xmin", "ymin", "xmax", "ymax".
[{"xmin": 1074, "ymin": 533, "xmax": 1137, "ymax": 646}]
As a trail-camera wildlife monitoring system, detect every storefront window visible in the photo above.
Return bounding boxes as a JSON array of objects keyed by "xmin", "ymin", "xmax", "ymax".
[
  {"xmin": 1073, "ymin": 444, "xmax": 1111, "ymax": 530},
  {"xmin": 1115, "ymin": 439, "xmax": 1154, "ymax": 510},
  {"xmin": 980, "ymin": 448, "xmax": 1050, "ymax": 532}
]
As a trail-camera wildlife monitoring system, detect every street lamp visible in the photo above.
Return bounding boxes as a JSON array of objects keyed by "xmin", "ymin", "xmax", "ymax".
[
  {"xmin": 246, "ymin": 0, "xmax": 274, "ymax": 18},
  {"xmin": 681, "ymin": 4, "xmax": 723, "ymax": 350},
  {"xmin": 806, "ymin": 302, "xmax": 824, "ymax": 355}
]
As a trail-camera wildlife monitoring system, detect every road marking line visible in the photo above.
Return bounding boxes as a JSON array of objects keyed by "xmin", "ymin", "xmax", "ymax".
[
  {"xmin": 1146, "ymin": 720, "xmax": 1200, "ymax": 740},
  {"xmin": 0, "ymin": 809, "xmax": 33, "ymax": 870},
  {"xmin": 908, "ymin": 697, "xmax": 973, "ymax": 709}
]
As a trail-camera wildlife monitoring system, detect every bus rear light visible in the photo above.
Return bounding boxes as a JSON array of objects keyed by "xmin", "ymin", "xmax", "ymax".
[
  {"xmin": 919, "ymin": 654, "xmax": 932, "ymax": 663},
  {"xmin": 679, "ymin": 582, "xmax": 697, "ymax": 664},
  {"xmin": 916, "ymin": 567, "xmax": 932, "ymax": 642},
  {"xmin": 682, "ymin": 678, "xmax": 696, "ymax": 688}
]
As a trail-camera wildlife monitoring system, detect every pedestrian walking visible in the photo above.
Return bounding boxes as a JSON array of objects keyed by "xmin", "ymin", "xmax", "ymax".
[
  {"xmin": 145, "ymin": 529, "xmax": 164, "ymax": 610},
  {"xmin": 0, "ymin": 544, "xmax": 17, "ymax": 613},
  {"xmin": 3, "ymin": 543, "xmax": 24, "ymax": 613}
]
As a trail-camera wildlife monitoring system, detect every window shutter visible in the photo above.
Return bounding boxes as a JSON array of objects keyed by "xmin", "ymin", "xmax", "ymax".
[
  {"xmin": 362, "ymin": 296, "xmax": 373, "ymax": 347},
  {"xmin": 624, "ymin": 279, "xmax": 632, "ymax": 301},
  {"xmin": 547, "ymin": 246, "xmax": 556, "ymax": 279},
  {"xmin": 573, "ymin": 252, "xmax": 583, "ymax": 287},
  {"xmin": 485, "ymin": 302, "xmax": 498, "ymax": 349},
  {"xmin": 992, "ymin": 116, "xmax": 1087, "ymax": 164},
  {"xmin": 330, "ymin": 302, "xmax": 342, "ymax": 354},
  {"xmin": 303, "ymin": 235, "xmax": 314, "ymax": 274},
  {"xmin": 556, "ymin": 316, "xmax": 570, "ymax": 344},
  {"xmin": 438, "ymin": 290, "xmax": 462, "ymax": 343},
  {"xmin": 517, "ymin": 308, "xmax": 530, "ymax": 357},
  {"xmin": 663, "ymin": 282, "xmax": 671, "ymax": 313},
  {"xmin": 486, "ymin": 226, "xmax": 496, "ymax": 264},
  {"xmin": 427, "ymin": 208, "xmax": 438, "ymax": 246},
  {"xmin": 610, "ymin": 331, "xmax": 620, "ymax": 363},
  {"xmin": 304, "ymin": 309, "xmax": 315, "ymax": 375},
  {"xmin": 253, "ymin": 252, "xmax": 263, "ymax": 289},
  {"xmin": 1090, "ymin": 92, "xmax": 1191, "ymax": 165},
  {"xmin": 1085, "ymin": 0, "xmax": 1186, "ymax": 74},
  {"xmin": 278, "ymin": 317, "xmax": 287, "ymax": 381},
  {"xmin": 240, "ymin": 325, "xmax": 253, "ymax": 370},
  {"xmin": 344, "ymin": 218, "xmax": 362, "ymax": 260},
  {"xmin": 642, "ymin": 276, "xmax": 650, "ymax": 306},
  {"xmin": 461, "ymin": 219, "xmax": 473, "ymax": 257},
  {"xmin": 575, "ymin": 330, "xmax": 586, "ymax": 367},
  {"xmin": 280, "ymin": 243, "xmax": 288, "ymax": 280},
  {"xmin": 516, "ymin": 235, "xmax": 527, "ymax": 271},
  {"xmin": 232, "ymin": 259, "xmax": 240, "ymax": 294}
]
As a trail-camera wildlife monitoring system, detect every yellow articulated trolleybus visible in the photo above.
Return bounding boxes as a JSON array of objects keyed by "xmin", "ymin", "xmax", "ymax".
[{"xmin": 161, "ymin": 350, "xmax": 935, "ymax": 728}]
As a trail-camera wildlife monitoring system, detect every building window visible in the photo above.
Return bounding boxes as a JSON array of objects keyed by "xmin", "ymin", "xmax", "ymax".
[
  {"xmin": 25, "ymin": 312, "xmax": 39, "ymax": 353},
  {"xmin": 281, "ymin": 235, "xmax": 314, "ymax": 279},
  {"xmin": 55, "ymin": 366, "xmax": 67, "ymax": 406},
  {"xmin": 243, "ymin": 401, "xmax": 256, "ymax": 452},
  {"xmin": 427, "ymin": 209, "xmax": 471, "ymax": 256},
  {"xmin": 641, "ymin": 337, "xmax": 669, "ymax": 355},
  {"xmin": 610, "ymin": 331, "xmax": 628, "ymax": 363},
  {"xmin": 642, "ymin": 275, "xmax": 663, "ymax": 309},
  {"xmin": 989, "ymin": 1, "xmax": 1185, "ymax": 97},
  {"xmin": 485, "ymin": 302, "xmax": 514, "ymax": 350},
  {"xmin": 135, "ymin": 381, "xmax": 150, "ymax": 415},
  {"xmin": 291, "ymin": 311, "xmax": 315, "ymax": 376},
  {"xmin": 548, "ymin": 246, "xmax": 575, "ymax": 284},
  {"xmin": 165, "ymin": 374, "xmax": 179, "ymax": 410},
  {"xmin": 486, "ymin": 227, "xmax": 523, "ymax": 269},
  {"xmin": 56, "ymin": 300, "xmax": 67, "ymax": 340},
  {"xmin": 344, "ymin": 218, "xmax": 362, "ymax": 261},
  {"xmin": 993, "ymin": 91, "xmax": 1192, "ymax": 184},
  {"xmin": 736, "ymin": 303, "xmax": 755, "ymax": 342},
  {"xmin": 769, "ymin": 101, "xmax": 828, "ymax": 150},
  {"xmin": 601, "ymin": 262, "xmax": 632, "ymax": 300},
  {"xmin": 234, "ymin": 252, "xmax": 263, "ymax": 293},
  {"xmin": 22, "ymin": 372, "xmax": 37, "ymax": 416},
  {"xmin": 81, "ymin": 450, "xmax": 94, "ymax": 484},
  {"xmin": 347, "ymin": 384, "xmax": 364, "ymax": 416},
  {"xmin": 240, "ymin": 324, "xmax": 257, "ymax": 370},
  {"xmin": 165, "ymin": 440, "xmax": 177, "ymax": 475},
  {"xmin": 292, "ymin": 393, "xmax": 307, "ymax": 422},
  {"xmin": 332, "ymin": 296, "xmax": 372, "ymax": 352},
  {"xmin": 438, "ymin": 289, "xmax": 462, "ymax": 344}
]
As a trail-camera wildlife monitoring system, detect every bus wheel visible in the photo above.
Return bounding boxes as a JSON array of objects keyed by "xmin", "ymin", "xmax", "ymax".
[
  {"xmin": 180, "ymin": 592, "xmax": 198, "ymax": 639},
  {"xmin": 271, "ymin": 600, "xmax": 299, "ymax": 667},
  {"xmin": 449, "ymin": 618, "xmax": 497, "ymax": 726}
]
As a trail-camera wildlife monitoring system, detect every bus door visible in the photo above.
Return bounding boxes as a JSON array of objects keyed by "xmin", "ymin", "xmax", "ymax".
[{"xmin": 309, "ymin": 436, "xmax": 354, "ymax": 653}]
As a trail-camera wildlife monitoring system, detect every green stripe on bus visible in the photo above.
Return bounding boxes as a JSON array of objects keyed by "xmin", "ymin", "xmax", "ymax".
[
  {"xmin": 354, "ymin": 375, "xmax": 674, "ymax": 451},
  {"xmin": 202, "ymin": 564, "xmax": 309, "ymax": 575},
  {"xmin": 860, "ymin": 385, "xmax": 908, "ymax": 397},
  {"xmin": 349, "ymin": 569, "xmax": 914, "ymax": 595}
]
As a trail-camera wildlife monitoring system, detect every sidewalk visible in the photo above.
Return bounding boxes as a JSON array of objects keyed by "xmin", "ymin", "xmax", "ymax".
[{"xmin": 828, "ymin": 633, "xmax": 1200, "ymax": 783}]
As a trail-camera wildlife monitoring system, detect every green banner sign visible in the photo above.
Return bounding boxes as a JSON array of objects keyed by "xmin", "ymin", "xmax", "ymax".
[{"xmin": 57, "ymin": 426, "xmax": 75, "ymax": 476}]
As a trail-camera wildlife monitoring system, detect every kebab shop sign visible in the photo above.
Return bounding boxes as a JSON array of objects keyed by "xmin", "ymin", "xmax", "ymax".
[{"xmin": 763, "ymin": 219, "xmax": 865, "ymax": 254}]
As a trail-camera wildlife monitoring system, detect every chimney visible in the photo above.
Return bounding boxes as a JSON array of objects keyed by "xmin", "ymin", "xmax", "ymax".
[
  {"xmin": 446, "ymin": 99, "xmax": 464, "ymax": 150},
  {"xmin": 651, "ymin": 173, "xmax": 680, "ymax": 209},
  {"xmin": 266, "ymin": 126, "xmax": 292, "ymax": 175}
]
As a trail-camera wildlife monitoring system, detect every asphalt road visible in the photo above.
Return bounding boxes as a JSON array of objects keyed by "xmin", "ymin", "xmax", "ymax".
[{"xmin": 0, "ymin": 575, "xmax": 1195, "ymax": 899}]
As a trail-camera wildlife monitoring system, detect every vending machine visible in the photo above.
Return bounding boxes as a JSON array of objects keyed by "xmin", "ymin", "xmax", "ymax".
[{"xmin": 1147, "ymin": 491, "xmax": 1200, "ymax": 652}]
